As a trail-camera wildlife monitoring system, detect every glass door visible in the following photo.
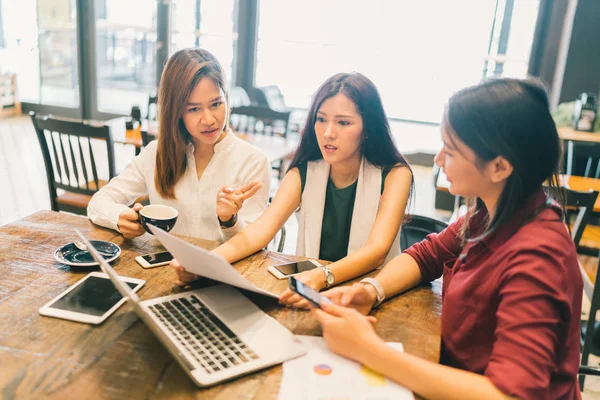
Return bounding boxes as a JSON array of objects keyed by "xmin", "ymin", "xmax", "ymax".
[
  {"xmin": 171, "ymin": 0, "xmax": 237, "ymax": 81},
  {"xmin": 94, "ymin": 0, "xmax": 158, "ymax": 116},
  {"xmin": 255, "ymin": 0, "xmax": 540, "ymax": 124},
  {"xmin": 0, "ymin": 0, "xmax": 80, "ymax": 111}
]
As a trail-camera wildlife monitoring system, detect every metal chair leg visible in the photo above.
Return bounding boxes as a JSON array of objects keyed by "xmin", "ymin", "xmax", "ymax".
[{"xmin": 277, "ymin": 226, "xmax": 286, "ymax": 253}]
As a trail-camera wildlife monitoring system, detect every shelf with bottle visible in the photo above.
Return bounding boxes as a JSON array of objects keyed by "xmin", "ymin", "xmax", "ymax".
[{"xmin": 0, "ymin": 74, "xmax": 21, "ymax": 119}]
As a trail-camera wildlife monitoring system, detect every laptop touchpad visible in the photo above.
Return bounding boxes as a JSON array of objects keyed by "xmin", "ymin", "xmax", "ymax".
[{"xmin": 197, "ymin": 285, "xmax": 259, "ymax": 311}]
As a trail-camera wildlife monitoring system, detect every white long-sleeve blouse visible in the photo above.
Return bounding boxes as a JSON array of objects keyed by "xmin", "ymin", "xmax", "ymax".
[{"xmin": 87, "ymin": 131, "xmax": 271, "ymax": 242}]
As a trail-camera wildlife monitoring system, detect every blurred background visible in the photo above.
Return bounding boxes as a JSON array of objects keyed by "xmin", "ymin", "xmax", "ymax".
[{"xmin": 2, "ymin": 0, "xmax": 583, "ymax": 155}]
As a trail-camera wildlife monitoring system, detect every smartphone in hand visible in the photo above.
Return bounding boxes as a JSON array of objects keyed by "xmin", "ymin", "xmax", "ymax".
[{"xmin": 288, "ymin": 277, "xmax": 333, "ymax": 308}]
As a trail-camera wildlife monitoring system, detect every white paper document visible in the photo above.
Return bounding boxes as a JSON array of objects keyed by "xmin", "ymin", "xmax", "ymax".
[
  {"xmin": 149, "ymin": 225, "xmax": 278, "ymax": 298},
  {"xmin": 278, "ymin": 335, "xmax": 413, "ymax": 400}
]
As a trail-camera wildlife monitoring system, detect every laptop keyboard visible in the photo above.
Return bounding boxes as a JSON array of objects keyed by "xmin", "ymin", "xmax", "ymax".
[{"xmin": 149, "ymin": 295, "xmax": 259, "ymax": 374}]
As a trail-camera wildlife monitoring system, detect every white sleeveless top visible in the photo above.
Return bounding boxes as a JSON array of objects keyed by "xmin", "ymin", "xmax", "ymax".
[{"xmin": 295, "ymin": 158, "xmax": 401, "ymax": 263}]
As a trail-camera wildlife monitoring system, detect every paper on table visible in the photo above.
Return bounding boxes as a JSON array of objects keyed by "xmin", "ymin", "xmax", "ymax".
[
  {"xmin": 148, "ymin": 225, "xmax": 278, "ymax": 298},
  {"xmin": 278, "ymin": 335, "xmax": 413, "ymax": 400}
]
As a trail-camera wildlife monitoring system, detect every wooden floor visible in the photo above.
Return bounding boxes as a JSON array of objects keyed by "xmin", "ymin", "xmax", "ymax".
[
  {"xmin": 0, "ymin": 116, "xmax": 50, "ymax": 224},
  {"xmin": 582, "ymin": 254, "xmax": 599, "ymax": 285},
  {"xmin": 0, "ymin": 115, "xmax": 135, "ymax": 226}
]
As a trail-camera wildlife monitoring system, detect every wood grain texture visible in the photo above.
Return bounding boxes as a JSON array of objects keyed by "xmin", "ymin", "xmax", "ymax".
[
  {"xmin": 565, "ymin": 175, "xmax": 600, "ymax": 212},
  {"xmin": 558, "ymin": 127, "xmax": 600, "ymax": 144},
  {"xmin": 580, "ymin": 254, "xmax": 598, "ymax": 286},
  {"xmin": 0, "ymin": 210, "xmax": 441, "ymax": 399}
]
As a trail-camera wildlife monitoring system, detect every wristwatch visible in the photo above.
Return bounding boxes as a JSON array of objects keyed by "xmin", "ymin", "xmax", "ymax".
[
  {"xmin": 360, "ymin": 277, "xmax": 385, "ymax": 308},
  {"xmin": 218, "ymin": 213, "xmax": 238, "ymax": 228},
  {"xmin": 318, "ymin": 264, "xmax": 335, "ymax": 289}
]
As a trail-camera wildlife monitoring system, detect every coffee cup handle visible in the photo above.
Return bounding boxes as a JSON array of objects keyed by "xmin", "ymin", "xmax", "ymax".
[{"xmin": 133, "ymin": 205, "xmax": 144, "ymax": 224}]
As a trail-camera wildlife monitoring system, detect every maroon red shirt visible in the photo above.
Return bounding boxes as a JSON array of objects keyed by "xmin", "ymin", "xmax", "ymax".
[{"xmin": 405, "ymin": 189, "xmax": 582, "ymax": 399}]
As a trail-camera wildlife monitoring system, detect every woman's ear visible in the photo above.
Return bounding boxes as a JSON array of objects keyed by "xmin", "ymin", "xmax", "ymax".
[{"xmin": 487, "ymin": 156, "xmax": 513, "ymax": 183}]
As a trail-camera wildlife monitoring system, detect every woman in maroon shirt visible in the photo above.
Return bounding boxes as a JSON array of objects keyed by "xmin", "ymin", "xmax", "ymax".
[{"xmin": 315, "ymin": 78, "xmax": 582, "ymax": 400}]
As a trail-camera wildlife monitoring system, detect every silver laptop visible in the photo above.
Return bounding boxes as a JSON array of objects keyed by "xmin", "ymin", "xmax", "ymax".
[{"xmin": 76, "ymin": 230, "xmax": 306, "ymax": 387}]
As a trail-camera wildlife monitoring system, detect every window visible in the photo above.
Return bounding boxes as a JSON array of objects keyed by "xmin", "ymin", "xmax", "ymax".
[
  {"xmin": 484, "ymin": 0, "xmax": 540, "ymax": 79},
  {"xmin": 256, "ymin": 0, "xmax": 539, "ymax": 124},
  {"xmin": 171, "ymin": 0, "xmax": 237, "ymax": 82},
  {"xmin": 94, "ymin": 0, "xmax": 157, "ymax": 115},
  {"xmin": 0, "ymin": 0, "xmax": 79, "ymax": 108},
  {"xmin": 0, "ymin": 0, "xmax": 5, "ymax": 48}
]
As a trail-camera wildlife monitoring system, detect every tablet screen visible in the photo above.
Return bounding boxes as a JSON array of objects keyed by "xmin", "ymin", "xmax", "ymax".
[{"xmin": 48, "ymin": 275, "xmax": 139, "ymax": 316}]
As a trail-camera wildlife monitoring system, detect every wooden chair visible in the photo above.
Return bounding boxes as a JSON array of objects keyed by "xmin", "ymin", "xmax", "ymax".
[
  {"xmin": 250, "ymin": 85, "xmax": 288, "ymax": 111},
  {"xmin": 400, "ymin": 214, "xmax": 448, "ymax": 252},
  {"xmin": 563, "ymin": 188, "xmax": 600, "ymax": 255},
  {"xmin": 230, "ymin": 105, "xmax": 291, "ymax": 139},
  {"xmin": 141, "ymin": 129, "xmax": 154, "ymax": 147},
  {"xmin": 563, "ymin": 188, "xmax": 600, "ymax": 390},
  {"xmin": 147, "ymin": 93, "xmax": 158, "ymax": 121},
  {"xmin": 565, "ymin": 141, "xmax": 600, "ymax": 178},
  {"xmin": 30, "ymin": 112, "xmax": 116, "ymax": 215},
  {"xmin": 264, "ymin": 196, "xmax": 286, "ymax": 253},
  {"xmin": 579, "ymin": 254, "xmax": 600, "ymax": 390},
  {"xmin": 230, "ymin": 86, "xmax": 252, "ymax": 108},
  {"xmin": 230, "ymin": 105, "xmax": 292, "ymax": 180},
  {"xmin": 268, "ymin": 226, "xmax": 287, "ymax": 253},
  {"xmin": 580, "ymin": 365, "xmax": 600, "ymax": 390}
]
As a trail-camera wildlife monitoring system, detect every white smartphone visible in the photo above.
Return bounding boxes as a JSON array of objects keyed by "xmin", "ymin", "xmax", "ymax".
[
  {"xmin": 135, "ymin": 251, "xmax": 173, "ymax": 268},
  {"xmin": 267, "ymin": 259, "xmax": 322, "ymax": 279},
  {"xmin": 39, "ymin": 272, "xmax": 145, "ymax": 324}
]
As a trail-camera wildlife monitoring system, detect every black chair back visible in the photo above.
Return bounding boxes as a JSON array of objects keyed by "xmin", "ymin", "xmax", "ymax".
[
  {"xmin": 230, "ymin": 105, "xmax": 291, "ymax": 138},
  {"xmin": 230, "ymin": 86, "xmax": 252, "ymax": 108},
  {"xmin": 30, "ymin": 111, "xmax": 116, "ymax": 214},
  {"xmin": 566, "ymin": 141, "xmax": 600, "ymax": 178},
  {"xmin": 141, "ymin": 130, "xmax": 154, "ymax": 147},
  {"xmin": 579, "ymin": 251, "xmax": 600, "ymax": 390},
  {"xmin": 147, "ymin": 93, "xmax": 158, "ymax": 121},
  {"xmin": 250, "ymin": 86, "xmax": 287, "ymax": 111},
  {"xmin": 563, "ymin": 188, "xmax": 599, "ymax": 247},
  {"xmin": 400, "ymin": 215, "xmax": 449, "ymax": 251}
]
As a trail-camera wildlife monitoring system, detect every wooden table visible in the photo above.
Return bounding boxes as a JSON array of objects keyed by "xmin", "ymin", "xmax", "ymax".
[
  {"xmin": 561, "ymin": 174, "xmax": 600, "ymax": 212},
  {"xmin": 558, "ymin": 127, "xmax": 600, "ymax": 144},
  {"xmin": 438, "ymin": 171, "xmax": 600, "ymax": 213},
  {"xmin": 107, "ymin": 117, "xmax": 158, "ymax": 151},
  {"xmin": 558, "ymin": 127, "xmax": 600, "ymax": 176},
  {"xmin": 0, "ymin": 211, "xmax": 441, "ymax": 399}
]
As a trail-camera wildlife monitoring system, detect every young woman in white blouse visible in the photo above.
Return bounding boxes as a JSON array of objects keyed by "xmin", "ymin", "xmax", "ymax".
[
  {"xmin": 173, "ymin": 73, "xmax": 414, "ymax": 305},
  {"xmin": 88, "ymin": 48, "xmax": 270, "ymax": 241}
]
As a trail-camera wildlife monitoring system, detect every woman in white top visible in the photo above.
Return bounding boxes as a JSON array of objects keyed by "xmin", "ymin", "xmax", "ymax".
[
  {"xmin": 88, "ymin": 48, "xmax": 270, "ymax": 241},
  {"xmin": 173, "ymin": 72, "xmax": 413, "ymax": 307}
]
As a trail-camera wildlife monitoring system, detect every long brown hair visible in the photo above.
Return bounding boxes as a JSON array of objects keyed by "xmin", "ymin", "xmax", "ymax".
[{"xmin": 155, "ymin": 48, "xmax": 229, "ymax": 199}]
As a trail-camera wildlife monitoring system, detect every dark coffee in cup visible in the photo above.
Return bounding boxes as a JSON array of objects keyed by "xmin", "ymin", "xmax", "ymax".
[{"xmin": 139, "ymin": 205, "xmax": 178, "ymax": 234}]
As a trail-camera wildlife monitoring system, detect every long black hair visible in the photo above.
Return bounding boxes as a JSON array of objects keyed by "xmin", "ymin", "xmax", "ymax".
[
  {"xmin": 288, "ymin": 72, "xmax": 412, "ymax": 173},
  {"xmin": 446, "ymin": 78, "xmax": 564, "ymax": 241}
]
